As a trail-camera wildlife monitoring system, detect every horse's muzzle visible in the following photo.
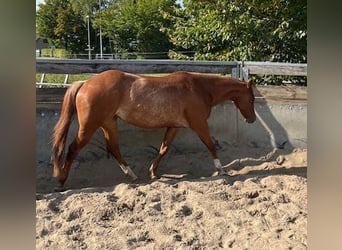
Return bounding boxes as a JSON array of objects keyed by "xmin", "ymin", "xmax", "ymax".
[{"xmin": 245, "ymin": 116, "xmax": 256, "ymax": 123}]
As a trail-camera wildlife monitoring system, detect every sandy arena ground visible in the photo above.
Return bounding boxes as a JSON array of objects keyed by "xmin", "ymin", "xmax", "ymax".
[{"xmin": 36, "ymin": 146, "xmax": 307, "ymax": 249}]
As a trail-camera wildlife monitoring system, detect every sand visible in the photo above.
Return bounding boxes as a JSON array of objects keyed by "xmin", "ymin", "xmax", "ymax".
[{"xmin": 36, "ymin": 146, "xmax": 307, "ymax": 249}]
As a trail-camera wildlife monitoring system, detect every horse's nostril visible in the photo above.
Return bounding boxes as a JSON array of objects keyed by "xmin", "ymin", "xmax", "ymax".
[{"xmin": 245, "ymin": 116, "xmax": 256, "ymax": 123}]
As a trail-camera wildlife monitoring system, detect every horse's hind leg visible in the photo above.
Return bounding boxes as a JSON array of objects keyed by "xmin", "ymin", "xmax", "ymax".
[
  {"xmin": 149, "ymin": 127, "xmax": 179, "ymax": 179},
  {"xmin": 57, "ymin": 127, "xmax": 96, "ymax": 190},
  {"xmin": 101, "ymin": 119, "xmax": 138, "ymax": 180}
]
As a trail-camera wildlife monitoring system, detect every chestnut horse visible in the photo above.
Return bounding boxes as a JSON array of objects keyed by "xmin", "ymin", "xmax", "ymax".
[{"xmin": 52, "ymin": 70, "xmax": 256, "ymax": 190}]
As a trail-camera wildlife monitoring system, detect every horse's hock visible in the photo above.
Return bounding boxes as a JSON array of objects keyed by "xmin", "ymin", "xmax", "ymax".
[{"xmin": 36, "ymin": 85, "xmax": 307, "ymax": 165}]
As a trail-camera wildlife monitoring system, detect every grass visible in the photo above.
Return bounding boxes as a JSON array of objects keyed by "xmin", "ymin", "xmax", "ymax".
[{"xmin": 36, "ymin": 73, "xmax": 93, "ymax": 85}]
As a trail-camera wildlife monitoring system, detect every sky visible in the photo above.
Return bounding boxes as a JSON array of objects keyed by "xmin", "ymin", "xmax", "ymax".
[
  {"xmin": 36, "ymin": 0, "xmax": 44, "ymax": 6},
  {"xmin": 36, "ymin": 0, "xmax": 44, "ymax": 10}
]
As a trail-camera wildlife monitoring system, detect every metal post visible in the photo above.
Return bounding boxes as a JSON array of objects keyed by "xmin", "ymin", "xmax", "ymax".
[
  {"xmin": 86, "ymin": 15, "xmax": 91, "ymax": 60},
  {"xmin": 99, "ymin": 0, "xmax": 103, "ymax": 60}
]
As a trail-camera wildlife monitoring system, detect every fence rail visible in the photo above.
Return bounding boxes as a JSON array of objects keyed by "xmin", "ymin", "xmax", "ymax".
[
  {"xmin": 36, "ymin": 59, "xmax": 238, "ymax": 75},
  {"xmin": 36, "ymin": 59, "xmax": 307, "ymax": 85},
  {"xmin": 240, "ymin": 61, "xmax": 307, "ymax": 80}
]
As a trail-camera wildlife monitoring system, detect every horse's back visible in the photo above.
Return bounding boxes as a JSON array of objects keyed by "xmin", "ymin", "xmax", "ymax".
[
  {"xmin": 74, "ymin": 70, "xmax": 212, "ymax": 128},
  {"xmin": 115, "ymin": 71, "xmax": 215, "ymax": 128}
]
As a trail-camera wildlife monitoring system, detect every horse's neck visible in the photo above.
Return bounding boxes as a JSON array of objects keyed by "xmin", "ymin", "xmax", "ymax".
[{"xmin": 205, "ymin": 77, "xmax": 244, "ymax": 106}]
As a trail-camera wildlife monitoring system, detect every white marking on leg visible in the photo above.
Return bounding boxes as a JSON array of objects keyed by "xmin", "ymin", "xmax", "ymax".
[
  {"xmin": 213, "ymin": 158, "xmax": 226, "ymax": 175},
  {"xmin": 119, "ymin": 164, "xmax": 138, "ymax": 180},
  {"xmin": 214, "ymin": 158, "xmax": 222, "ymax": 169}
]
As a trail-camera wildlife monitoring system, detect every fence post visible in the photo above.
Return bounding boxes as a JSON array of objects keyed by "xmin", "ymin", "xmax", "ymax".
[
  {"xmin": 231, "ymin": 62, "xmax": 240, "ymax": 79},
  {"xmin": 231, "ymin": 68, "xmax": 238, "ymax": 79},
  {"xmin": 63, "ymin": 74, "xmax": 69, "ymax": 84},
  {"xmin": 40, "ymin": 73, "xmax": 45, "ymax": 84},
  {"xmin": 237, "ymin": 61, "xmax": 249, "ymax": 81},
  {"xmin": 241, "ymin": 67, "xmax": 249, "ymax": 81}
]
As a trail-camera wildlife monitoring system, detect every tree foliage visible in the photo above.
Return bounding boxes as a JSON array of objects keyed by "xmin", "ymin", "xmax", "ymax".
[
  {"xmin": 36, "ymin": 0, "xmax": 88, "ymax": 54},
  {"xmin": 94, "ymin": 0, "xmax": 179, "ymax": 56},
  {"xmin": 168, "ymin": 0, "xmax": 306, "ymax": 63},
  {"xmin": 36, "ymin": 0, "xmax": 306, "ymax": 65},
  {"xmin": 70, "ymin": 0, "xmax": 99, "ymax": 17}
]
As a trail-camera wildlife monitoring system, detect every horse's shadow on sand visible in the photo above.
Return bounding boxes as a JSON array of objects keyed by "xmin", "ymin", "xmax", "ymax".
[
  {"xmin": 37, "ymin": 164, "xmax": 306, "ymax": 200},
  {"xmin": 156, "ymin": 165, "xmax": 307, "ymax": 187}
]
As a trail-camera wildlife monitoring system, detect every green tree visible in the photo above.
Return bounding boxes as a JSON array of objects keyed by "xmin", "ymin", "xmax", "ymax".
[
  {"xmin": 36, "ymin": 0, "xmax": 59, "ymax": 46},
  {"xmin": 37, "ymin": 0, "xmax": 88, "ymax": 55},
  {"xmin": 168, "ymin": 0, "xmax": 307, "ymax": 63},
  {"xmin": 94, "ymin": 0, "xmax": 180, "ymax": 57},
  {"xmin": 70, "ymin": 0, "xmax": 99, "ymax": 17},
  {"xmin": 70, "ymin": 0, "xmax": 111, "ymax": 55}
]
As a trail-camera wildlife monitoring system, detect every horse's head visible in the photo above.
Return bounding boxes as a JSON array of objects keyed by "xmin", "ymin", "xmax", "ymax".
[{"xmin": 232, "ymin": 80, "xmax": 256, "ymax": 123}]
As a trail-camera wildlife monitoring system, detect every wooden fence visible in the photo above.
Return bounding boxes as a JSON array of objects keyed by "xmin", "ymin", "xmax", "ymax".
[
  {"xmin": 36, "ymin": 59, "xmax": 238, "ymax": 74},
  {"xmin": 36, "ymin": 59, "xmax": 307, "ymax": 85},
  {"xmin": 238, "ymin": 61, "xmax": 307, "ymax": 80}
]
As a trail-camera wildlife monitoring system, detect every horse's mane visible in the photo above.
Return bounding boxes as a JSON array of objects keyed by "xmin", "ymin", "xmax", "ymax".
[{"xmin": 184, "ymin": 72, "xmax": 248, "ymax": 87}]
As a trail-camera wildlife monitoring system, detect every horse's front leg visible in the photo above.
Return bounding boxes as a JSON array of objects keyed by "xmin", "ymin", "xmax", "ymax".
[
  {"xmin": 190, "ymin": 120, "xmax": 227, "ymax": 176},
  {"xmin": 149, "ymin": 127, "xmax": 179, "ymax": 179}
]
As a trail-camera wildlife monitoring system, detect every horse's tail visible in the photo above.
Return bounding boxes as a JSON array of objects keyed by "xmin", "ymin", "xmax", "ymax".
[{"xmin": 51, "ymin": 81, "xmax": 85, "ymax": 177}]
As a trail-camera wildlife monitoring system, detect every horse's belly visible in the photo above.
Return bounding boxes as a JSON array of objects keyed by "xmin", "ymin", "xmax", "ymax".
[{"xmin": 116, "ymin": 106, "xmax": 189, "ymax": 128}]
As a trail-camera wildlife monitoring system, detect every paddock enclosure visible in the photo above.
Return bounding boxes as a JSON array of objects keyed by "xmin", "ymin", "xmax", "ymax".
[{"xmin": 36, "ymin": 60, "xmax": 307, "ymax": 249}]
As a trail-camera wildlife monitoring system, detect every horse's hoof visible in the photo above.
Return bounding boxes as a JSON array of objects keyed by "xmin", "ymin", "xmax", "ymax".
[
  {"xmin": 131, "ymin": 178, "xmax": 139, "ymax": 184},
  {"xmin": 130, "ymin": 174, "xmax": 138, "ymax": 181},
  {"xmin": 150, "ymin": 175, "xmax": 159, "ymax": 180},
  {"xmin": 212, "ymin": 170, "xmax": 228, "ymax": 177},
  {"xmin": 211, "ymin": 171, "xmax": 219, "ymax": 177},
  {"xmin": 219, "ymin": 171, "xmax": 228, "ymax": 176},
  {"xmin": 54, "ymin": 186, "xmax": 66, "ymax": 192}
]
